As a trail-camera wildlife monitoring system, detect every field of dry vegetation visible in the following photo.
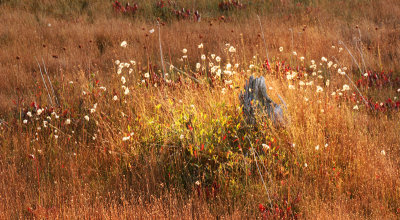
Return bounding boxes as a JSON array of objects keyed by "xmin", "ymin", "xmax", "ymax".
[{"xmin": 1, "ymin": 0, "xmax": 400, "ymax": 218}]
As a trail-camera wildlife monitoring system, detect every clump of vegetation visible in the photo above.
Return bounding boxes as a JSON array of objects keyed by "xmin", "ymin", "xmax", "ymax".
[{"xmin": 1, "ymin": 0, "xmax": 400, "ymax": 218}]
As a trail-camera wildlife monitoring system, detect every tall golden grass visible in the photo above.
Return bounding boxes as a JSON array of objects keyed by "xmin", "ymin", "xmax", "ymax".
[{"xmin": 0, "ymin": 0, "xmax": 400, "ymax": 218}]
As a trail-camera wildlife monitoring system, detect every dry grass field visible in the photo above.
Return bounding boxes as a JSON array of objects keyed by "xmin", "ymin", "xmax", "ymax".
[{"xmin": 1, "ymin": 0, "xmax": 400, "ymax": 218}]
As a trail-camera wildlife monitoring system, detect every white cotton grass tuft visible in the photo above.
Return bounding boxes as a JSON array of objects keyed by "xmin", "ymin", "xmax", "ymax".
[
  {"xmin": 124, "ymin": 87, "xmax": 130, "ymax": 95},
  {"xmin": 120, "ymin": 41, "xmax": 127, "ymax": 48},
  {"xmin": 342, "ymin": 84, "xmax": 350, "ymax": 91}
]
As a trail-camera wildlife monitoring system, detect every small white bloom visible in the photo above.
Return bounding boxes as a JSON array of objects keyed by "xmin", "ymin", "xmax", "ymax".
[
  {"xmin": 326, "ymin": 80, "xmax": 330, "ymax": 86},
  {"xmin": 196, "ymin": 63, "xmax": 201, "ymax": 69},
  {"xmin": 144, "ymin": 72, "xmax": 150, "ymax": 78},
  {"xmin": 304, "ymin": 163, "xmax": 308, "ymax": 167},
  {"xmin": 216, "ymin": 69, "xmax": 221, "ymax": 77},
  {"xmin": 321, "ymin": 57, "xmax": 327, "ymax": 62},
  {"xmin": 122, "ymin": 136, "xmax": 130, "ymax": 141},
  {"xmin": 121, "ymin": 76, "xmax": 126, "ymax": 84},
  {"xmin": 304, "ymin": 97, "xmax": 309, "ymax": 102},
  {"xmin": 228, "ymin": 46, "xmax": 236, "ymax": 53},
  {"xmin": 198, "ymin": 43, "xmax": 203, "ymax": 49},
  {"xmin": 300, "ymin": 56, "xmax": 305, "ymax": 61},
  {"xmin": 84, "ymin": 115, "xmax": 89, "ymax": 121},
  {"xmin": 339, "ymin": 47, "xmax": 343, "ymax": 52},
  {"xmin": 120, "ymin": 41, "xmax": 128, "ymax": 48},
  {"xmin": 182, "ymin": 55, "xmax": 187, "ymax": 59},
  {"xmin": 320, "ymin": 109, "xmax": 325, "ymax": 113},
  {"xmin": 180, "ymin": 134, "xmax": 184, "ymax": 140},
  {"xmin": 115, "ymin": 60, "xmax": 120, "ymax": 65},
  {"xmin": 289, "ymin": 84, "xmax": 295, "ymax": 90},
  {"xmin": 316, "ymin": 86, "xmax": 323, "ymax": 93},
  {"xmin": 249, "ymin": 64, "xmax": 255, "ymax": 69},
  {"xmin": 342, "ymin": 84, "xmax": 350, "ymax": 91},
  {"xmin": 90, "ymin": 108, "xmax": 96, "ymax": 114},
  {"xmin": 327, "ymin": 61, "xmax": 333, "ymax": 68},
  {"xmin": 23, "ymin": 119, "xmax": 27, "ymax": 124},
  {"xmin": 311, "ymin": 60, "xmax": 315, "ymax": 65},
  {"xmin": 299, "ymin": 81, "xmax": 305, "ymax": 86},
  {"xmin": 216, "ymin": 56, "xmax": 221, "ymax": 62},
  {"xmin": 353, "ymin": 105, "xmax": 359, "ymax": 110},
  {"xmin": 37, "ymin": 109, "xmax": 43, "ymax": 116},
  {"xmin": 99, "ymin": 86, "xmax": 106, "ymax": 91},
  {"xmin": 43, "ymin": 120, "xmax": 48, "ymax": 127},
  {"xmin": 325, "ymin": 143, "xmax": 328, "ymax": 148},
  {"xmin": 292, "ymin": 51, "xmax": 297, "ymax": 56},
  {"xmin": 27, "ymin": 111, "xmax": 32, "ymax": 117},
  {"xmin": 315, "ymin": 145, "xmax": 320, "ymax": 150},
  {"xmin": 124, "ymin": 87, "xmax": 130, "ymax": 95},
  {"xmin": 117, "ymin": 68, "xmax": 122, "ymax": 75},
  {"xmin": 279, "ymin": 47, "xmax": 283, "ymax": 52},
  {"xmin": 397, "ymin": 88, "xmax": 400, "ymax": 93},
  {"xmin": 201, "ymin": 54, "xmax": 206, "ymax": 61},
  {"xmin": 211, "ymin": 54, "xmax": 216, "ymax": 59},
  {"xmin": 318, "ymin": 75, "xmax": 323, "ymax": 79},
  {"xmin": 149, "ymin": 29, "xmax": 155, "ymax": 34},
  {"xmin": 182, "ymin": 48, "xmax": 187, "ymax": 54},
  {"xmin": 262, "ymin": 143, "xmax": 270, "ymax": 150},
  {"xmin": 381, "ymin": 150, "xmax": 386, "ymax": 156},
  {"xmin": 113, "ymin": 95, "xmax": 118, "ymax": 101},
  {"xmin": 65, "ymin": 119, "xmax": 71, "ymax": 125},
  {"xmin": 130, "ymin": 60, "xmax": 136, "ymax": 65},
  {"xmin": 331, "ymin": 92, "xmax": 336, "ymax": 96},
  {"xmin": 54, "ymin": 135, "xmax": 58, "ymax": 139},
  {"xmin": 364, "ymin": 73, "xmax": 368, "ymax": 77}
]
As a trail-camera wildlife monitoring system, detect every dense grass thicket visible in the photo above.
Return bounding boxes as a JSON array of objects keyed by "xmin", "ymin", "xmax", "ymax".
[{"xmin": 1, "ymin": 0, "xmax": 400, "ymax": 218}]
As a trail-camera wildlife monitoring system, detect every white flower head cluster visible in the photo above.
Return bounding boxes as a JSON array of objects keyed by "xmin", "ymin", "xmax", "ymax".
[{"xmin": 342, "ymin": 84, "xmax": 350, "ymax": 91}]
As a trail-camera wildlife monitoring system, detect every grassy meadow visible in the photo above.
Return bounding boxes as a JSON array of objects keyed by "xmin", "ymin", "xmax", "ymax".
[{"xmin": 0, "ymin": 0, "xmax": 400, "ymax": 218}]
